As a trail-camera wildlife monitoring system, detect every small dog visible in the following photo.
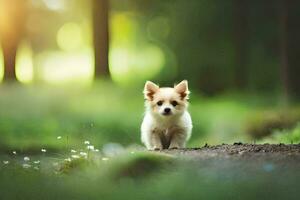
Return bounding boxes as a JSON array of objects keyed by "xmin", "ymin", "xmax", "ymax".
[{"xmin": 141, "ymin": 80, "xmax": 192, "ymax": 150}]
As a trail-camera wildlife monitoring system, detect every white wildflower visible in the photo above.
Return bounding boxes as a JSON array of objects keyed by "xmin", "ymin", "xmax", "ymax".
[
  {"xmin": 94, "ymin": 149, "xmax": 99, "ymax": 152},
  {"xmin": 3, "ymin": 160, "xmax": 9, "ymax": 165},
  {"xmin": 64, "ymin": 158, "xmax": 71, "ymax": 162},
  {"xmin": 71, "ymin": 149, "xmax": 77, "ymax": 153},
  {"xmin": 33, "ymin": 160, "xmax": 40, "ymax": 164},
  {"xmin": 102, "ymin": 157, "xmax": 109, "ymax": 161},
  {"xmin": 24, "ymin": 157, "xmax": 30, "ymax": 161},
  {"xmin": 33, "ymin": 166, "xmax": 39, "ymax": 170},
  {"xmin": 80, "ymin": 152, "xmax": 87, "ymax": 157},
  {"xmin": 22, "ymin": 164, "xmax": 31, "ymax": 169},
  {"xmin": 71, "ymin": 155, "xmax": 80, "ymax": 159},
  {"xmin": 87, "ymin": 145, "xmax": 94, "ymax": 150},
  {"xmin": 41, "ymin": 148, "xmax": 47, "ymax": 153},
  {"xmin": 57, "ymin": 136, "xmax": 62, "ymax": 140},
  {"xmin": 84, "ymin": 141, "xmax": 90, "ymax": 145},
  {"xmin": 12, "ymin": 151, "xmax": 17, "ymax": 155}
]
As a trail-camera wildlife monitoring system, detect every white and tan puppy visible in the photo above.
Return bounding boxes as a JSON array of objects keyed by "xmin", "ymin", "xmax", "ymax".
[{"xmin": 141, "ymin": 80, "xmax": 192, "ymax": 150}]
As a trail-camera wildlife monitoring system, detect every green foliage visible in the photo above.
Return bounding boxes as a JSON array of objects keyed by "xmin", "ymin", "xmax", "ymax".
[
  {"xmin": 107, "ymin": 152, "xmax": 174, "ymax": 179},
  {"xmin": 246, "ymin": 109, "xmax": 300, "ymax": 138},
  {"xmin": 59, "ymin": 156, "xmax": 92, "ymax": 174},
  {"xmin": 58, "ymin": 150, "xmax": 173, "ymax": 178},
  {"xmin": 260, "ymin": 124, "xmax": 300, "ymax": 144}
]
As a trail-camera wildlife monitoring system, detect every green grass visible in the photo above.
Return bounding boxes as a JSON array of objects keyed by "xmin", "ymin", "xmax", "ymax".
[
  {"xmin": 0, "ymin": 82, "xmax": 299, "ymax": 151},
  {"xmin": 1, "ymin": 85, "xmax": 300, "ymax": 200},
  {"xmin": 0, "ymin": 82, "xmax": 144, "ymax": 150}
]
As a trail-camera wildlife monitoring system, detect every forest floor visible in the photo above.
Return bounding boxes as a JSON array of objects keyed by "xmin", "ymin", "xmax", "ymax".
[
  {"xmin": 163, "ymin": 143, "xmax": 300, "ymax": 157},
  {"xmin": 160, "ymin": 143, "xmax": 300, "ymax": 168},
  {"xmin": 1, "ymin": 143, "xmax": 300, "ymax": 200}
]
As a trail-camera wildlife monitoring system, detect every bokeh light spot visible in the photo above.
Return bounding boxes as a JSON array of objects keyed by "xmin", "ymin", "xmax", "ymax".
[
  {"xmin": 109, "ymin": 44, "xmax": 165, "ymax": 85},
  {"xmin": 109, "ymin": 12, "xmax": 165, "ymax": 85},
  {"xmin": 16, "ymin": 41, "xmax": 34, "ymax": 83},
  {"xmin": 36, "ymin": 49, "xmax": 93, "ymax": 84},
  {"xmin": 57, "ymin": 22, "xmax": 83, "ymax": 51},
  {"xmin": 42, "ymin": 0, "xmax": 65, "ymax": 11},
  {"xmin": 110, "ymin": 12, "xmax": 138, "ymax": 43}
]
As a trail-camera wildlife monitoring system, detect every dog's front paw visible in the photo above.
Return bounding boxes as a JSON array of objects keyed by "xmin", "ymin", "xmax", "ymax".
[
  {"xmin": 169, "ymin": 143, "xmax": 180, "ymax": 150},
  {"xmin": 151, "ymin": 146, "xmax": 163, "ymax": 151}
]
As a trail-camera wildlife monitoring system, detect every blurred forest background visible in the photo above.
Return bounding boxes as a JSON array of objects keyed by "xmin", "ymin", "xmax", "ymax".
[{"xmin": 0, "ymin": 0, "xmax": 300, "ymax": 151}]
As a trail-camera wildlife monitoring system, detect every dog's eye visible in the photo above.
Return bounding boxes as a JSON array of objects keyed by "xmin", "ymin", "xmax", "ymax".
[
  {"xmin": 157, "ymin": 101, "xmax": 163, "ymax": 106},
  {"xmin": 171, "ymin": 101, "xmax": 178, "ymax": 107}
]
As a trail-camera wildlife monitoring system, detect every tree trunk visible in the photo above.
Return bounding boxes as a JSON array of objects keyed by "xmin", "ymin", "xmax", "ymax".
[
  {"xmin": 92, "ymin": 0, "xmax": 110, "ymax": 79},
  {"xmin": 2, "ymin": 43, "xmax": 17, "ymax": 81},
  {"xmin": 0, "ymin": 0, "xmax": 27, "ymax": 82},
  {"xmin": 286, "ymin": 0, "xmax": 300, "ymax": 99},
  {"xmin": 233, "ymin": 0, "xmax": 248, "ymax": 89},
  {"xmin": 278, "ymin": 0, "xmax": 300, "ymax": 100},
  {"xmin": 279, "ymin": 0, "xmax": 290, "ymax": 102}
]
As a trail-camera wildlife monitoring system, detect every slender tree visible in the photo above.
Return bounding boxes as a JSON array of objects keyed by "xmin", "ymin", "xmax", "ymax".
[
  {"xmin": 0, "ymin": 0, "xmax": 27, "ymax": 82},
  {"xmin": 233, "ymin": 0, "xmax": 248, "ymax": 89},
  {"xmin": 285, "ymin": 0, "xmax": 300, "ymax": 99},
  {"xmin": 92, "ymin": 0, "xmax": 110, "ymax": 79},
  {"xmin": 279, "ymin": 0, "xmax": 290, "ymax": 101},
  {"xmin": 278, "ymin": 0, "xmax": 300, "ymax": 100}
]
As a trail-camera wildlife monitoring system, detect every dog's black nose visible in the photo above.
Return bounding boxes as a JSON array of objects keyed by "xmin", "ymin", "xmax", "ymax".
[{"xmin": 164, "ymin": 108, "xmax": 171, "ymax": 113}]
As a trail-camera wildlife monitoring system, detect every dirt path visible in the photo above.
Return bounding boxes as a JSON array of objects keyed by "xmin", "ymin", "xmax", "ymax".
[
  {"xmin": 163, "ymin": 143, "xmax": 300, "ymax": 156},
  {"xmin": 161, "ymin": 143, "xmax": 300, "ymax": 166}
]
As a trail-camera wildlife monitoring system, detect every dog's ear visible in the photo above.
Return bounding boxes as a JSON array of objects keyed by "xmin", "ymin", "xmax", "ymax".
[
  {"xmin": 144, "ymin": 81, "xmax": 159, "ymax": 100},
  {"xmin": 174, "ymin": 80, "xmax": 190, "ymax": 100}
]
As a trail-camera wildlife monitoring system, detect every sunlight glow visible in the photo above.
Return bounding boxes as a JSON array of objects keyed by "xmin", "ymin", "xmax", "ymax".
[
  {"xmin": 109, "ymin": 44, "xmax": 165, "ymax": 85},
  {"xmin": 57, "ymin": 22, "xmax": 83, "ymax": 51},
  {"xmin": 110, "ymin": 12, "xmax": 138, "ymax": 43},
  {"xmin": 1, "ymin": 11, "xmax": 167, "ymax": 85},
  {"xmin": 42, "ymin": 0, "xmax": 65, "ymax": 11},
  {"xmin": 16, "ymin": 41, "xmax": 34, "ymax": 83},
  {"xmin": 36, "ymin": 49, "xmax": 93, "ymax": 84},
  {"xmin": 109, "ymin": 12, "xmax": 165, "ymax": 85}
]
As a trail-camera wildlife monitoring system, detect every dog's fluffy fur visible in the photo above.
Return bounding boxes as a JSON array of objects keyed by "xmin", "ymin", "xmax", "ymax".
[{"xmin": 141, "ymin": 80, "xmax": 192, "ymax": 150}]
